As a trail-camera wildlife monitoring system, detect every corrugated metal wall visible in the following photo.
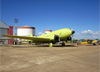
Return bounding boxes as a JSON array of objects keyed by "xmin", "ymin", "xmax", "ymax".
[
  {"xmin": 0, "ymin": 28, "xmax": 9, "ymax": 44},
  {"xmin": 0, "ymin": 20, "xmax": 9, "ymax": 45}
]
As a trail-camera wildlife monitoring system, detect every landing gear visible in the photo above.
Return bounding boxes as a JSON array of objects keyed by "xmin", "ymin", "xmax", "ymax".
[
  {"xmin": 49, "ymin": 43, "xmax": 53, "ymax": 47},
  {"xmin": 61, "ymin": 42, "xmax": 65, "ymax": 46},
  {"xmin": 29, "ymin": 41, "xmax": 34, "ymax": 45},
  {"xmin": 93, "ymin": 43, "xmax": 96, "ymax": 46}
]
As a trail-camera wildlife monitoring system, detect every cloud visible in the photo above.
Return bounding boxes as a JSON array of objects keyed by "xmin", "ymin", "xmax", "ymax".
[
  {"xmin": 24, "ymin": 25, "xmax": 29, "ymax": 27},
  {"xmin": 38, "ymin": 32, "xmax": 44, "ymax": 35},
  {"xmin": 81, "ymin": 30, "xmax": 100, "ymax": 35},
  {"xmin": 81, "ymin": 30, "xmax": 100, "ymax": 39},
  {"xmin": 92, "ymin": 31, "xmax": 100, "ymax": 39},
  {"xmin": 93, "ymin": 36, "xmax": 98, "ymax": 39},
  {"xmin": 81, "ymin": 30, "xmax": 93, "ymax": 35},
  {"xmin": 93, "ymin": 31, "xmax": 100, "ymax": 35},
  {"xmin": 76, "ymin": 33, "xmax": 79, "ymax": 35}
]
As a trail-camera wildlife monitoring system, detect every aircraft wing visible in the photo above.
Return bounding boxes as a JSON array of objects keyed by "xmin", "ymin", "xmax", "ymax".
[{"xmin": 2, "ymin": 35, "xmax": 50, "ymax": 42}]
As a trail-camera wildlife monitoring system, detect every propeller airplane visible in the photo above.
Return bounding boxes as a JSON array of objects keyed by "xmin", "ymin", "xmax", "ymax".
[{"xmin": 2, "ymin": 28, "xmax": 75, "ymax": 47}]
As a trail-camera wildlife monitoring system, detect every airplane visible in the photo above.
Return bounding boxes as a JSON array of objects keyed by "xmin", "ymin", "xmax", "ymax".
[{"xmin": 2, "ymin": 28, "xmax": 75, "ymax": 47}]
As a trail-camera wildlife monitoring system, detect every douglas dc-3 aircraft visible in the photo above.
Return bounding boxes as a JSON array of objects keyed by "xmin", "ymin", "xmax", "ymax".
[{"xmin": 2, "ymin": 28, "xmax": 75, "ymax": 47}]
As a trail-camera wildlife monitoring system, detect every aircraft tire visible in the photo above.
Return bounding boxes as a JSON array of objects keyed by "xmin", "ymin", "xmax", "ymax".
[
  {"xmin": 62, "ymin": 43, "xmax": 65, "ymax": 46},
  {"xmin": 93, "ymin": 43, "xmax": 96, "ymax": 46}
]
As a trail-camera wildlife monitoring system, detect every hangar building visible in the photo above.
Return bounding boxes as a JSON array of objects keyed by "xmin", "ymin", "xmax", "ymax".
[{"xmin": 0, "ymin": 20, "xmax": 13, "ymax": 45}]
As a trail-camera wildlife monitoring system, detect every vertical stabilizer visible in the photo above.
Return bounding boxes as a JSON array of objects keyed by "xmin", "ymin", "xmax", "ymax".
[{"xmin": 30, "ymin": 33, "xmax": 33, "ymax": 37}]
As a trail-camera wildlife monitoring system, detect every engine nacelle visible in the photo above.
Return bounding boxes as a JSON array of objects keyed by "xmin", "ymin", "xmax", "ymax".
[
  {"xmin": 67, "ymin": 37, "xmax": 72, "ymax": 41},
  {"xmin": 53, "ymin": 35, "xmax": 60, "ymax": 44}
]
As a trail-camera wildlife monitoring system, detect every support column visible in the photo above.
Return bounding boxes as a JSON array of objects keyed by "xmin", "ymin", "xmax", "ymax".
[{"xmin": 49, "ymin": 43, "xmax": 53, "ymax": 47}]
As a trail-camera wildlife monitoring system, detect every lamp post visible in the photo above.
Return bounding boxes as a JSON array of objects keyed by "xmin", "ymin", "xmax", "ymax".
[
  {"xmin": 15, "ymin": 18, "xmax": 18, "ymax": 35},
  {"xmin": 14, "ymin": 18, "xmax": 18, "ymax": 45}
]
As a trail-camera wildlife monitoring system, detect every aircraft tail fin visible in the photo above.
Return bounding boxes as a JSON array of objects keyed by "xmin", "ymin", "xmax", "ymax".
[{"xmin": 29, "ymin": 33, "xmax": 33, "ymax": 37}]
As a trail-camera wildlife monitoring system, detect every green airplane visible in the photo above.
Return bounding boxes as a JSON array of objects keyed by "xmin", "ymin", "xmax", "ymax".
[{"xmin": 2, "ymin": 28, "xmax": 75, "ymax": 47}]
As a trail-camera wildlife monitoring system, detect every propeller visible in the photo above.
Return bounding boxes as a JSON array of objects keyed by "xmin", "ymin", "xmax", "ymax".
[{"xmin": 70, "ymin": 28, "xmax": 74, "ymax": 30}]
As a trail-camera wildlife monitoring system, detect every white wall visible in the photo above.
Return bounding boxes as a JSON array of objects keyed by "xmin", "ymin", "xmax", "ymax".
[{"xmin": 17, "ymin": 29, "xmax": 35, "ymax": 36}]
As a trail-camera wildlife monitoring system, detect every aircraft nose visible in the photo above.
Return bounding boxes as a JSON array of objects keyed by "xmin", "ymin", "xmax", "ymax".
[{"xmin": 72, "ymin": 30, "xmax": 75, "ymax": 34}]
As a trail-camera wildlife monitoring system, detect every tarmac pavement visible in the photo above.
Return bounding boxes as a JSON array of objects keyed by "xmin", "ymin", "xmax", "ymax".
[{"xmin": 0, "ymin": 45, "xmax": 99, "ymax": 72}]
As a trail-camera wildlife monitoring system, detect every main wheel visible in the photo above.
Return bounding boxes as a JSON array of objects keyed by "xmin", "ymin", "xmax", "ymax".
[
  {"xmin": 93, "ymin": 43, "xmax": 96, "ymax": 46},
  {"xmin": 62, "ymin": 43, "xmax": 65, "ymax": 46}
]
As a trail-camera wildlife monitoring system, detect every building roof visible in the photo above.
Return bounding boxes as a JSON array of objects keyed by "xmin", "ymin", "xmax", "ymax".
[
  {"xmin": 18, "ymin": 26, "xmax": 35, "ymax": 29},
  {"xmin": 0, "ymin": 20, "xmax": 9, "ymax": 28}
]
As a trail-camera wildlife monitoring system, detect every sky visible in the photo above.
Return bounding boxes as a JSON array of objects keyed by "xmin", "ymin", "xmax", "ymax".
[{"xmin": 0, "ymin": 0, "xmax": 99, "ymax": 39}]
